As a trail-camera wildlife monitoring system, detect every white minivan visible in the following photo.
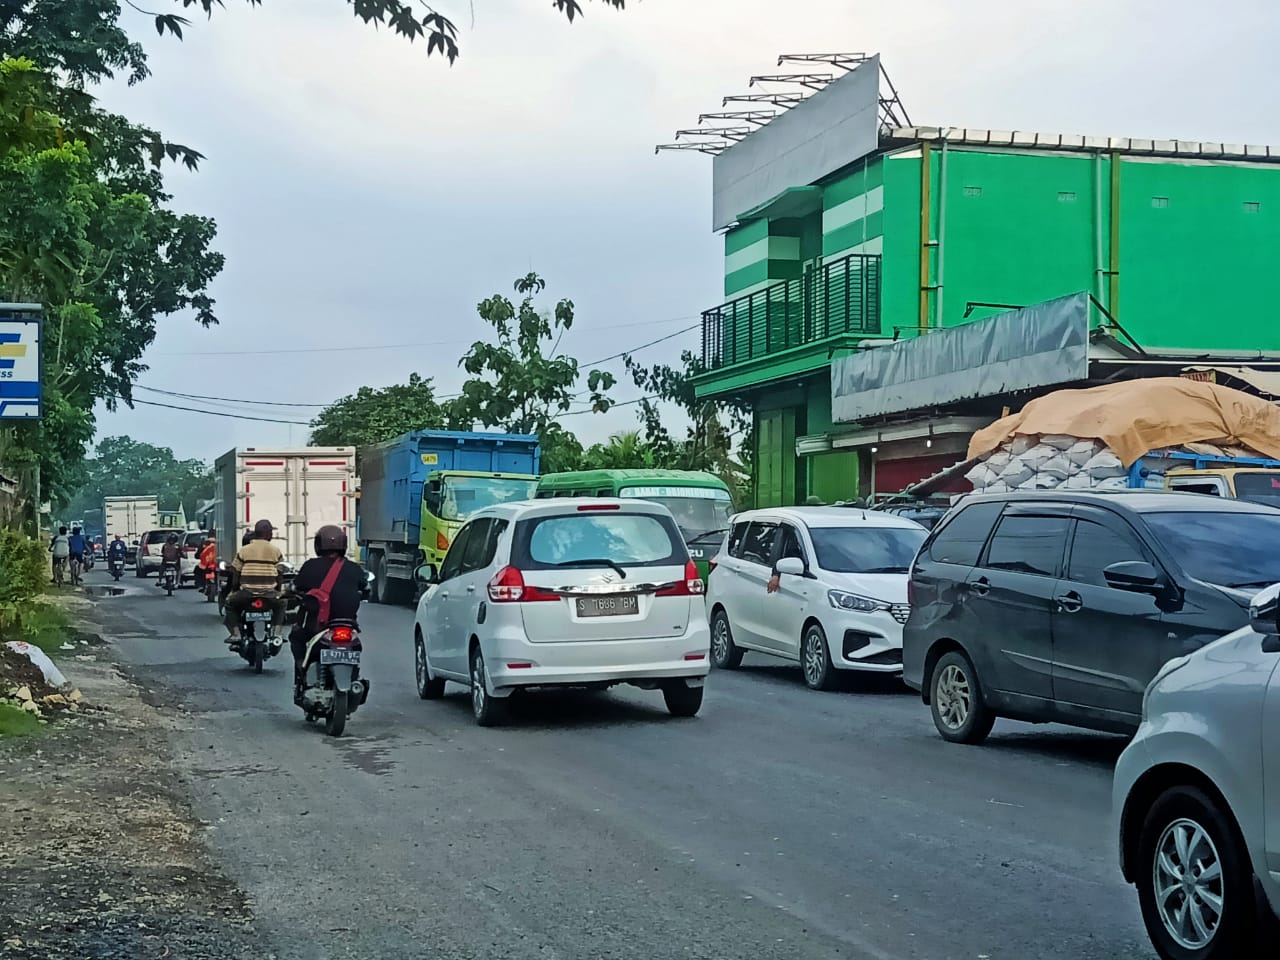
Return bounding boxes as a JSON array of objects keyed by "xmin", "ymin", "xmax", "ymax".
[
  {"xmin": 705, "ymin": 507, "xmax": 926, "ymax": 689},
  {"xmin": 412, "ymin": 498, "xmax": 711, "ymax": 725}
]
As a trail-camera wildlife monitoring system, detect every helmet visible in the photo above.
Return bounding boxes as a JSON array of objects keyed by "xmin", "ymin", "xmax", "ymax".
[
  {"xmin": 314, "ymin": 524, "xmax": 348, "ymax": 555},
  {"xmin": 167, "ymin": 533, "xmax": 179, "ymax": 545},
  {"xmin": 253, "ymin": 519, "xmax": 274, "ymax": 539}
]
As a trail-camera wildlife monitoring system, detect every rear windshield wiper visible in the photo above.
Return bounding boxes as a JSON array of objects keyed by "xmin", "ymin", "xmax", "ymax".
[
  {"xmin": 553, "ymin": 559, "xmax": 628, "ymax": 579},
  {"xmin": 686, "ymin": 528, "xmax": 729, "ymax": 545}
]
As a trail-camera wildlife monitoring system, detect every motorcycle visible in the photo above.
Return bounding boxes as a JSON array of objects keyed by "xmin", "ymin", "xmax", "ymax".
[
  {"xmin": 294, "ymin": 570, "xmax": 374, "ymax": 737},
  {"xmin": 234, "ymin": 595, "xmax": 285, "ymax": 674},
  {"xmin": 158, "ymin": 562, "xmax": 179, "ymax": 597},
  {"xmin": 108, "ymin": 557, "xmax": 125, "ymax": 581}
]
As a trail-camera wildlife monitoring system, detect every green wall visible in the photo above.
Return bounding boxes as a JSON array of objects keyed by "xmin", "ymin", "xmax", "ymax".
[
  {"xmin": 746, "ymin": 375, "xmax": 859, "ymax": 508},
  {"xmin": 821, "ymin": 158, "xmax": 885, "ymax": 258}
]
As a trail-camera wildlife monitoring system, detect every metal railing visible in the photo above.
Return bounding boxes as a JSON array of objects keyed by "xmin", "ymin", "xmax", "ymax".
[{"xmin": 700, "ymin": 253, "xmax": 881, "ymax": 370}]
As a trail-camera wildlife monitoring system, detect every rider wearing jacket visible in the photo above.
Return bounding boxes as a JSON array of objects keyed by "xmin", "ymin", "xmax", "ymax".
[
  {"xmin": 107, "ymin": 535, "xmax": 128, "ymax": 563},
  {"xmin": 197, "ymin": 536, "xmax": 217, "ymax": 587},
  {"xmin": 289, "ymin": 524, "xmax": 366, "ymax": 688},
  {"xmin": 225, "ymin": 520, "xmax": 285, "ymax": 642}
]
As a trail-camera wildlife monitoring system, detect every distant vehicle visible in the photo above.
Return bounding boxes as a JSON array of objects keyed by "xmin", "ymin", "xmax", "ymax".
[
  {"xmin": 903, "ymin": 491, "xmax": 1280, "ymax": 743},
  {"xmin": 135, "ymin": 528, "xmax": 184, "ymax": 578},
  {"xmin": 705, "ymin": 507, "xmax": 926, "ymax": 689},
  {"xmin": 535, "ymin": 469, "xmax": 733, "ymax": 581},
  {"xmin": 874, "ymin": 501, "xmax": 949, "ymax": 530},
  {"xmin": 412, "ymin": 498, "xmax": 709, "ymax": 726},
  {"xmin": 180, "ymin": 531, "xmax": 206, "ymax": 585},
  {"xmin": 1114, "ymin": 583, "xmax": 1280, "ymax": 960},
  {"xmin": 358, "ymin": 430, "xmax": 540, "ymax": 606},
  {"xmin": 103, "ymin": 495, "xmax": 158, "ymax": 561}
]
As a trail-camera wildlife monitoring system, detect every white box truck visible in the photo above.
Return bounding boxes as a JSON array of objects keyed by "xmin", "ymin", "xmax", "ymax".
[
  {"xmin": 103, "ymin": 495, "xmax": 159, "ymax": 562},
  {"xmin": 212, "ymin": 448, "xmax": 356, "ymax": 571}
]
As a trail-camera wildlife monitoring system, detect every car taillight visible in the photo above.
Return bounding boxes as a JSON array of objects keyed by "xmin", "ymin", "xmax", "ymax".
[
  {"xmin": 436, "ymin": 531, "xmax": 450, "ymax": 552},
  {"xmin": 487, "ymin": 566, "xmax": 558, "ymax": 603},
  {"xmin": 576, "ymin": 503, "xmax": 620, "ymax": 511},
  {"xmin": 657, "ymin": 560, "xmax": 705, "ymax": 597},
  {"xmin": 331, "ymin": 626, "xmax": 354, "ymax": 644}
]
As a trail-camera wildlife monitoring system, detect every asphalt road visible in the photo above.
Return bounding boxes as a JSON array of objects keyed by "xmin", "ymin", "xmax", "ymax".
[{"xmin": 87, "ymin": 570, "xmax": 1154, "ymax": 960}]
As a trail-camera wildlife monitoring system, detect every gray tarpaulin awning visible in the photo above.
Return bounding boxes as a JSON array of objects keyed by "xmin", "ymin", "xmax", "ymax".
[{"xmin": 831, "ymin": 292, "xmax": 1091, "ymax": 423}]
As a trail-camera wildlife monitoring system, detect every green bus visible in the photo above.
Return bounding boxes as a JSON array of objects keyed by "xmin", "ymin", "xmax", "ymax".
[{"xmin": 534, "ymin": 469, "xmax": 734, "ymax": 579}]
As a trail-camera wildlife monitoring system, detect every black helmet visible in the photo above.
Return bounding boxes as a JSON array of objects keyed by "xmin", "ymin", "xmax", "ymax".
[
  {"xmin": 167, "ymin": 533, "xmax": 179, "ymax": 545},
  {"xmin": 314, "ymin": 524, "xmax": 347, "ymax": 555},
  {"xmin": 253, "ymin": 519, "xmax": 274, "ymax": 540},
  {"xmin": 241, "ymin": 530, "xmax": 253, "ymax": 546}
]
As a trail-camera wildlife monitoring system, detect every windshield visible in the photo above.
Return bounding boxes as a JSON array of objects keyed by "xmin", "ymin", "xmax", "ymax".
[
  {"xmin": 523, "ymin": 513, "xmax": 683, "ymax": 569},
  {"xmin": 1144, "ymin": 510, "xmax": 1280, "ymax": 589},
  {"xmin": 440, "ymin": 477, "xmax": 535, "ymax": 521},
  {"xmin": 617, "ymin": 487, "xmax": 732, "ymax": 542},
  {"xmin": 1233, "ymin": 472, "xmax": 1280, "ymax": 507},
  {"xmin": 810, "ymin": 526, "xmax": 927, "ymax": 574}
]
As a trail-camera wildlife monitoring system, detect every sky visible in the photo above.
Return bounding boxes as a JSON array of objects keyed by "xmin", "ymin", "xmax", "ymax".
[{"xmin": 89, "ymin": 0, "xmax": 1280, "ymax": 462}]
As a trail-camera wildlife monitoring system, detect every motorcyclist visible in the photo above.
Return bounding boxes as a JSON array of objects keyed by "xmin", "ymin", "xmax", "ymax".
[
  {"xmin": 197, "ymin": 536, "xmax": 218, "ymax": 589},
  {"xmin": 158, "ymin": 533, "xmax": 183, "ymax": 586},
  {"xmin": 289, "ymin": 525, "xmax": 366, "ymax": 691},
  {"xmin": 225, "ymin": 519, "xmax": 285, "ymax": 644},
  {"xmin": 107, "ymin": 534, "xmax": 128, "ymax": 564},
  {"xmin": 49, "ymin": 526, "xmax": 70, "ymax": 582}
]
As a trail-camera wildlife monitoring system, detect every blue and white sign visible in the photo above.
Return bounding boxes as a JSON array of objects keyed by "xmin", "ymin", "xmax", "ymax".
[{"xmin": 0, "ymin": 314, "xmax": 42, "ymax": 419}]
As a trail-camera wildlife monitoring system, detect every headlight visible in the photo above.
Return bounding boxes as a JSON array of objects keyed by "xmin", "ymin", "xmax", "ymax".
[
  {"xmin": 828, "ymin": 590, "xmax": 889, "ymax": 613},
  {"xmin": 1141, "ymin": 655, "xmax": 1191, "ymax": 721}
]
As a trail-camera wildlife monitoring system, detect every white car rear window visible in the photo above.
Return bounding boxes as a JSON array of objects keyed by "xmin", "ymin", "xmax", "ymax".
[{"xmin": 525, "ymin": 513, "xmax": 680, "ymax": 567}]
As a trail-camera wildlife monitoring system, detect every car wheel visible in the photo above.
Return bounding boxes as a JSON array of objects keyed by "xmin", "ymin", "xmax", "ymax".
[
  {"xmin": 1137, "ymin": 786, "xmax": 1258, "ymax": 960},
  {"xmin": 801, "ymin": 623, "xmax": 836, "ymax": 691},
  {"xmin": 469, "ymin": 646, "xmax": 509, "ymax": 727},
  {"xmin": 709, "ymin": 608, "xmax": 744, "ymax": 670},
  {"xmin": 662, "ymin": 681, "xmax": 703, "ymax": 718},
  {"xmin": 929, "ymin": 650, "xmax": 995, "ymax": 744},
  {"xmin": 135, "ymin": 565, "xmax": 145, "ymax": 578},
  {"xmin": 415, "ymin": 634, "xmax": 445, "ymax": 700}
]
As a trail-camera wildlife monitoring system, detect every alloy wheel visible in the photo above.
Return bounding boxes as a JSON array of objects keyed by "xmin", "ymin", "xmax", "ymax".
[
  {"xmin": 415, "ymin": 640, "xmax": 427, "ymax": 693},
  {"xmin": 1154, "ymin": 817, "xmax": 1224, "ymax": 950},
  {"xmin": 471, "ymin": 651, "xmax": 486, "ymax": 717},
  {"xmin": 935, "ymin": 663, "xmax": 971, "ymax": 730},
  {"xmin": 711, "ymin": 618, "xmax": 730, "ymax": 664},
  {"xmin": 803, "ymin": 631, "xmax": 826, "ymax": 686}
]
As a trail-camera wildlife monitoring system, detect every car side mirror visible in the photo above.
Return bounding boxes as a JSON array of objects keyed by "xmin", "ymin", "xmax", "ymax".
[
  {"xmin": 1103, "ymin": 561, "xmax": 1163, "ymax": 594},
  {"xmin": 775, "ymin": 557, "xmax": 805, "ymax": 577},
  {"xmin": 414, "ymin": 563, "xmax": 438, "ymax": 585},
  {"xmin": 1249, "ymin": 583, "xmax": 1280, "ymax": 637}
]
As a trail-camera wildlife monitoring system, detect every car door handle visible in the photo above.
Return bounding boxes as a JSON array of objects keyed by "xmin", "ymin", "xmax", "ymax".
[
  {"xmin": 969, "ymin": 577, "xmax": 990, "ymax": 597},
  {"xmin": 439, "ymin": 591, "xmax": 449, "ymax": 599},
  {"xmin": 1056, "ymin": 591, "xmax": 1084, "ymax": 613},
  {"xmin": 466, "ymin": 585, "xmax": 476, "ymax": 594}
]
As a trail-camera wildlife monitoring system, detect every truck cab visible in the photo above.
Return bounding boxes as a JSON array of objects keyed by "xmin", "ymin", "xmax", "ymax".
[
  {"xmin": 1166, "ymin": 466, "xmax": 1280, "ymax": 505},
  {"xmin": 420, "ymin": 470, "xmax": 538, "ymax": 571}
]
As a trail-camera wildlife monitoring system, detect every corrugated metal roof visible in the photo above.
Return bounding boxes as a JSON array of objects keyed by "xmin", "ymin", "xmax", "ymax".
[{"xmin": 885, "ymin": 126, "xmax": 1280, "ymax": 163}]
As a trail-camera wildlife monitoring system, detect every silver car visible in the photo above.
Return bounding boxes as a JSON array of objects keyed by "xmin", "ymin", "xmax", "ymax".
[
  {"xmin": 411, "ymin": 498, "xmax": 711, "ymax": 726},
  {"xmin": 1113, "ymin": 582, "xmax": 1280, "ymax": 960}
]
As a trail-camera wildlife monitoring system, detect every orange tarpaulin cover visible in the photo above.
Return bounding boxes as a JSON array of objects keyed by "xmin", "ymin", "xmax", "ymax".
[{"xmin": 967, "ymin": 378, "xmax": 1280, "ymax": 467}]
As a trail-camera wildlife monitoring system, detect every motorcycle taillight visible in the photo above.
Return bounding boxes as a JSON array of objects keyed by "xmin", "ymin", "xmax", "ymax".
[
  {"xmin": 252, "ymin": 599, "xmax": 264, "ymax": 610},
  {"xmin": 331, "ymin": 626, "xmax": 354, "ymax": 644}
]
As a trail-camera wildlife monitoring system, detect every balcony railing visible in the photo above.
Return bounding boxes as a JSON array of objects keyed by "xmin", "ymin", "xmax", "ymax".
[{"xmin": 701, "ymin": 252, "xmax": 881, "ymax": 371}]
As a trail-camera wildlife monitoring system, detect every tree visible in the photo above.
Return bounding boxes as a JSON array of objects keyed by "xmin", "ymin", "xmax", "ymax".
[
  {"xmin": 582, "ymin": 430, "xmax": 656, "ymax": 470},
  {"xmin": 310, "ymin": 373, "xmax": 446, "ymax": 451},
  {"xmin": 448, "ymin": 272, "xmax": 614, "ymax": 437},
  {"xmin": 63, "ymin": 435, "xmax": 212, "ymax": 524}
]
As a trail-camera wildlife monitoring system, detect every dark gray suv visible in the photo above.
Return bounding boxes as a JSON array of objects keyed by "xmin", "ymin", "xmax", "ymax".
[{"xmin": 903, "ymin": 490, "xmax": 1280, "ymax": 743}]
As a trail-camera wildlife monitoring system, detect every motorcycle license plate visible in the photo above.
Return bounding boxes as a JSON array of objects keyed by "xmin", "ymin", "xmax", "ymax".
[
  {"xmin": 244, "ymin": 611, "xmax": 272, "ymax": 622},
  {"xmin": 320, "ymin": 648, "xmax": 360, "ymax": 666},
  {"xmin": 575, "ymin": 595, "xmax": 640, "ymax": 618}
]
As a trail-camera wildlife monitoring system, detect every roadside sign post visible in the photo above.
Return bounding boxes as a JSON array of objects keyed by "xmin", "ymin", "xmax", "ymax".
[{"xmin": 0, "ymin": 304, "xmax": 43, "ymax": 420}]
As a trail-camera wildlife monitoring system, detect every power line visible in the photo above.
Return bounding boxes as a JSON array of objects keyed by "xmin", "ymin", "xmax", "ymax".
[
  {"xmin": 582, "ymin": 325, "xmax": 698, "ymax": 367},
  {"xmin": 135, "ymin": 384, "xmax": 330, "ymax": 408},
  {"xmin": 111, "ymin": 395, "xmax": 312, "ymax": 426}
]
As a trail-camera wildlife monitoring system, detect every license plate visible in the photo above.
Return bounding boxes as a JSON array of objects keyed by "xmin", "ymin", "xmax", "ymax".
[
  {"xmin": 244, "ymin": 611, "xmax": 272, "ymax": 622},
  {"xmin": 320, "ymin": 648, "xmax": 360, "ymax": 666},
  {"xmin": 575, "ymin": 595, "xmax": 640, "ymax": 618}
]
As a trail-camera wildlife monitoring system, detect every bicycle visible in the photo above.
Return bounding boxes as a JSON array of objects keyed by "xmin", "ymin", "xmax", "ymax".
[
  {"xmin": 51, "ymin": 557, "xmax": 65, "ymax": 587},
  {"xmin": 69, "ymin": 554, "xmax": 83, "ymax": 587}
]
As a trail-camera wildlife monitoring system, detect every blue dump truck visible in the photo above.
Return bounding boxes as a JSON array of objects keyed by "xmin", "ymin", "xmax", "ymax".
[{"xmin": 356, "ymin": 430, "xmax": 541, "ymax": 604}]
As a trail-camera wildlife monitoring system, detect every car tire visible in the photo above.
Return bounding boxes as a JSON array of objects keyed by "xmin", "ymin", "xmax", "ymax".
[
  {"xmin": 709, "ymin": 608, "xmax": 744, "ymax": 670},
  {"xmin": 929, "ymin": 650, "xmax": 995, "ymax": 745},
  {"xmin": 135, "ymin": 565, "xmax": 145, "ymax": 578},
  {"xmin": 415, "ymin": 634, "xmax": 445, "ymax": 700},
  {"xmin": 470, "ymin": 645, "xmax": 509, "ymax": 727},
  {"xmin": 662, "ymin": 682, "xmax": 703, "ymax": 718},
  {"xmin": 801, "ymin": 623, "xmax": 837, "ymax": 691},
  {"xmin": 1136, "ymin": 785, "xmax": 1259, "ymax": 960}
]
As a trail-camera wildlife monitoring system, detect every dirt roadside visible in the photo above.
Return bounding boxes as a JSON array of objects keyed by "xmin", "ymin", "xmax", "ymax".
[{"xmin": 0, "ymin": 596, "xmax": 266, "ymax": 960}]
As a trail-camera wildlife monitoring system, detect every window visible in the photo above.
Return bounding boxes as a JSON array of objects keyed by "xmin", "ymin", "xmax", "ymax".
[
  {"xmin": 811, "ymin": 526, "xmax": 927, "ymax": 574},
  {"xmin": 727, "ymin": 522, "xmax": 750, "ymax": 558},
  {"xmin": 983, "ymin": 514, "xmax": 1070, "ymax": 577},
  {"xmin": 1058, "ymin": 191, "xmax": 1077, "ymax": 203},
  {"xmin": 739, "ymin": 522, "xmax": 778, "ymax": 566},
  {"xmin": 517, "ymin": 512, "xmax": 683, "ymax": 569},
  {"xmin": 438, "ymin": 524, "xmax": 473, "ymax": 582},
  {"xmin": 1244, "ymin": 201, "xmax": 1261, "ymax": 213},
  {"xmin": 777, "ymin": 525, "xmax": 807, "ymax": 565},
  {"xmin": 927, "ymin": 502, "xmax": 1003, "ymax": 566},
  {"xmin": 1144, "ymin": 511, "xmax": 1280, "ymax": 589},
  {"xmin": 1152, "ymin": 196, "xmax": 1170, "ymax": 209},
  {"xmin": 1067, "ymin": 520, "xmax": 1148, "ymax": 587},
  {"xmin": 595, "ymin": 488, "xmax": 613, "ymax": 497},
  {"xmin": 1233, "ymin": 473, "xmax": 1280, "ymax": 507},
  {"xmin": 460, "ymin": 518, "xmax": 492, "ymax": 573},
  {"xmin": 479, "ymin": 519, "xmax": 509, "ymax": 569},
  {"xmin": 963, "ymin": 185, "xmax": 983, "ymax": 198},
  {"xmin": 1167, "ymin": 479, "xmax": 1223, "ymax": 497}
]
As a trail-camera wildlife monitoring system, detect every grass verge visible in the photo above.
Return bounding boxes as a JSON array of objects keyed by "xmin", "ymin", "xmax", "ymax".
[
  {"xmin": 0, "ymin": 701, "xmax": 42, "ymax": 737},
  {"xmin": 4, "ymin": 599, "xmax": 71, "ymax": 655}
]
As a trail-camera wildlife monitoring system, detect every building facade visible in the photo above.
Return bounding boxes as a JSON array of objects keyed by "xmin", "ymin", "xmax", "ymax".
[{"xmin": 678, "ymin": 61, "xmax": 1280, "ymax": 508}]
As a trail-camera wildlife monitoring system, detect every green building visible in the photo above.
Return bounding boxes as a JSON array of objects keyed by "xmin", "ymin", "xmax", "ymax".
[{"xmin": 671, "ymin": 56, "xmax": 1280, "ymax": 507}]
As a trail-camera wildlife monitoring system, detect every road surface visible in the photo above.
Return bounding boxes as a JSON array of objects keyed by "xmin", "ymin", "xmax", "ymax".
[{"xmin": 89, "ymin": 571, "xmax": 1153, "ymax": 960}]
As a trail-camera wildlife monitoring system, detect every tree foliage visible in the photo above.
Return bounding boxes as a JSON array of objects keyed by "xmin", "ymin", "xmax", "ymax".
[
  {"xmin": 449, "ymin": 272, "xmax": 614, "ymax": 436},
  {"xmin": 581, "ymin": 430, "xmax": 656, "ymax": 470},
  {"xmin": 310, "ymin": 373, "xmax": 446, "ymax": 451},
  {"xmin": 62, "ymin": 435, "xmax": 212, "ymax": 523}
]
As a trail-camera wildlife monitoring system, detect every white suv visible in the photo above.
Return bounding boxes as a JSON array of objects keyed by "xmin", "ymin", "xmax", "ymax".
[
  {"xmin": 705, "ymin": 507, "xmax": 926, "ymax": 689},
  {"xmin": 1114, "ymin": 582, "xmax": 1280, "ymax": 960},
  {"xmin": 412, "ymin": 498, "xmax": 710, "ymax": 726}
]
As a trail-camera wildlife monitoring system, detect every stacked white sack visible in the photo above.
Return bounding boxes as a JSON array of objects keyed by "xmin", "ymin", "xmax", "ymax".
[{"xmin": 965, "ymin": 435, "xmax": 1132, "ymax": 493}]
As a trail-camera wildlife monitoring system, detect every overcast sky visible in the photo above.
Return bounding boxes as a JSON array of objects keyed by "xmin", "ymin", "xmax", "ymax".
[{"xmin": 89, "ymin": 0, "xmax": 1280, "ymax": 462}]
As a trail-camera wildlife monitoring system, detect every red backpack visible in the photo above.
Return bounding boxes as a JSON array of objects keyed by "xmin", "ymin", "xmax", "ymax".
[{"xmin": 306, "ymin": 557, "xmax": 345, "ymax": 626}]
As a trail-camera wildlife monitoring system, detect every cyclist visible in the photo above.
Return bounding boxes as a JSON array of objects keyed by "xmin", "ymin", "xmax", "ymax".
[
  {"xmin": 67, "ymin": 527, "xmax": 87, "ymax": 585},
  {"xmin": 49, "ymin": 526, "xmax": 70, "ymax": 585}
]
